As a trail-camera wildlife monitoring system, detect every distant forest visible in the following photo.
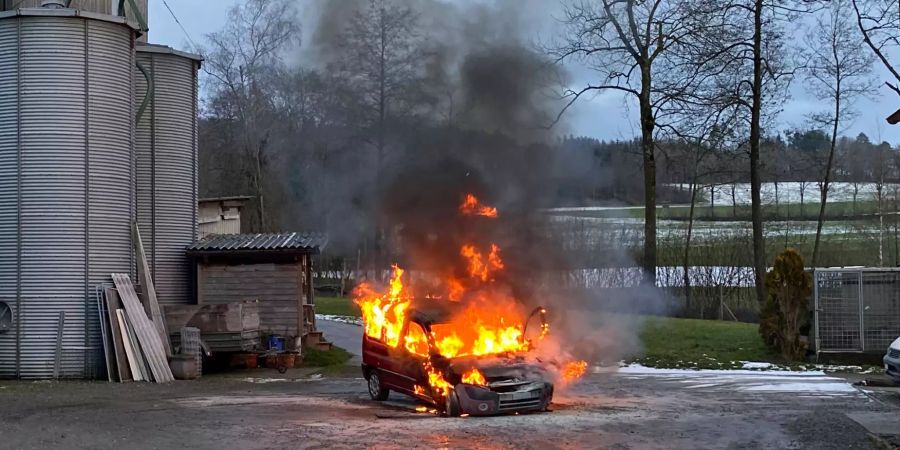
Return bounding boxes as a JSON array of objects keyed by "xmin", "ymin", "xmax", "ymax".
[{"xmin": 555, "ymin": 131, "xmax": 899, "ymax": 206}]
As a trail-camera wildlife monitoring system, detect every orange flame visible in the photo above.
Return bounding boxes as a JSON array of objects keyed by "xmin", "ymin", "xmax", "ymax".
[
  {"xmin": 461, "ymin": 368, "xmax": 487, "ymax": 386},
  {"xmin": 355, "ymin": 265, "xmax": 411, "ymax": 348},
  {"xmin": 459, "ymin": 194, "xmax": 498, "ymax": 218},
  {"xmin": 425, "ymin": 362, "xmax": 453, "ymax": 397},
  {"xmin": 404, "ymin": 319, "xmax": 429, "ymax": 357},
  {"xmin": 460, "ymin": 243, "xmax": 504, "ymax": 282},
  {"xmin": 355, "ymin": 193, "xmax": 588, "ymax": 396},
  {"xmin": 562, "ymin": 360, "xmax": 588, "ymax": 382}
]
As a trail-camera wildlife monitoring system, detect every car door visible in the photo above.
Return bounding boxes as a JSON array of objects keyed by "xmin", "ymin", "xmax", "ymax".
[
  {"xmin": 362, "ymin": 332, "xmax": 393, "ymax": 379},
  {"xmin": 388, "ymin": 320, "xmax": 430, "ymax": 397}
]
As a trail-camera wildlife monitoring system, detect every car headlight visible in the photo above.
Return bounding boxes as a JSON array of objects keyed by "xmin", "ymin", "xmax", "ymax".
[
  {"xmin": 890, "ymin": 336, "xmax": 900, "ymax": 349},
  {"xmin": 463, "ymin": 386, "xmax": 498, "ymax": 401}
]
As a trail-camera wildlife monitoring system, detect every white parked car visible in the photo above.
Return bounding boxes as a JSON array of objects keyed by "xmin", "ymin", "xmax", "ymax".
[{"xmin": 885, "ymin": 337, "xmax": 900, "ymax": 382}]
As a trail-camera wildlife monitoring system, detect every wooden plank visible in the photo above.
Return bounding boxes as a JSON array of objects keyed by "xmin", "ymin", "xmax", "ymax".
[
  {"xmin": 128, "ymin": 319, "xmax": 152, "ymax": 382},
  {"xmin": 298, "ymin": 257, "xmax": 305, "ymax": 337},
  {"xmin": 112, "ymin": 273, "xmax": 174, "ymax": 383},
  {"xmin": 117, "ymin": 309, "xmax": 143, "ymax": 382},
  {"xmin": 96, "ymin": 290, "xmax": 113, "ymax": 382},
  {"xmin": 119, "ymin": 273, "xmax": 172, "ymax": 382},
  {"xmin": 133, "ymin": 223, "xmax": 172, "ymax": 358},
  {"xmin": 122, "ymin": 308, "xmax": 151, "ymax": 382},
  {"xmin": 105, "ymin": 289, "xmax": 131, "ymax": 382},
  {"xmin": 196, "ymin": 263, "xmax": 204, "ymax": 304}
]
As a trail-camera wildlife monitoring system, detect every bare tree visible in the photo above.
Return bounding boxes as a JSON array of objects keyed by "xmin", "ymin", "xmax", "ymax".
[
  {"xmin": 550, "ymin": 0, "xmax": 700, "ymax": 286},
  {"xmin": 806, "ymin": 0, "xmax": 876, "ymax": 266},
  {"xmin": 202, "ymin": 0, "xmax": 299, "ymax": 232},
  {"xmin": 676, "ymin": 0, "xmax": 804, "ymax": 306},
  {"xmin": 332, "ymin": 0, "xmax": 425, "ymax": 278},
  {"xmin": 872, "ymin": 139, "xmax": 895, "ymax": 264},
  {"xmin": 676, "ymin": 116, "xmax": 739, "ymax": 309},
  {"xmin": 852, "ymin": 0, "xmax": 900, "ymax": 98}
]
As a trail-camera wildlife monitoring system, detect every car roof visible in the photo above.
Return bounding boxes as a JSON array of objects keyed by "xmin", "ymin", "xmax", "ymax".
[{"xmin": 408, "ymin": 298, "xmax": 459, "ymax": 325}]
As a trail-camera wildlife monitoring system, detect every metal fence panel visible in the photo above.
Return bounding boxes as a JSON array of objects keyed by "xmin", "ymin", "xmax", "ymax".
[
  {"xmin": 815, "ymin": 268, "xmax": 900, "ymax": 354},
  {"xmin": 815, "ymin": 270, "xmax": 862, "ymax": 352},
  {"xmin": 862, "ymin": 271, "xmax": 900, "ymax": 352}
]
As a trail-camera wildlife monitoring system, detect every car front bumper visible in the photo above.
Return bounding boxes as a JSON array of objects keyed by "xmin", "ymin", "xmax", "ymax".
[
  {"xmin": 883, "ymin": 350, "xmax": 900, "ymax": 381},
  {"xmin": 454, "ymin": 381, "xmax": 552, "ymax": 416}
]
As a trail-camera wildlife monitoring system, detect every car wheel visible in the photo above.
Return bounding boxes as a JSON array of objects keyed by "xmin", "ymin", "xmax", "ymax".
[
  {"xmin": 444, "ymin": 389, "xmax": 461, "ymax": 417},
  {"xmin": 543, "ymin": 386, "xmax": 554, "ymax": 411},
  {"xmin": 367, "ymin": 370, "xmax": 389, "ymax": 401}
]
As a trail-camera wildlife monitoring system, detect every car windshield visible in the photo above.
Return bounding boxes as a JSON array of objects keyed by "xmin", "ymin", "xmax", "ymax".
[{"xmin": 404, "ymin": 321, "xmax": 429, "ymax": 357}]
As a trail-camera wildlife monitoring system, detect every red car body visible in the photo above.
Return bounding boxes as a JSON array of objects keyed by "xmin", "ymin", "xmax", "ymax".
[{"xmin": 361, "ymin": 301, "xmax": 554, "ymax": 416}]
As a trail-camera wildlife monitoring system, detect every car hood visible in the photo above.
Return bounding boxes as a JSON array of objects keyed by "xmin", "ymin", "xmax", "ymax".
[
  {"xmin": 891, "ymin": 336, "xmax": 900, "ymax": 350},
  {"xmin": 448, "ymin": 357, "xmax": 551, "ymax": 383}
]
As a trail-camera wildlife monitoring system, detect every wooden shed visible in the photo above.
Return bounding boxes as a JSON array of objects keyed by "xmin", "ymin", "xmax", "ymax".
[
  {"xmin": 198, "ymin": 196, "xmax": 251, "ymax": 238},
  {"xmin": 186, "ymin": 232, "xmax": 329, "ymax": 351}
]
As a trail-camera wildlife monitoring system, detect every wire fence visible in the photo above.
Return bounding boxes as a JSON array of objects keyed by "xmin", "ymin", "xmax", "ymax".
[{"xmin": 815, "ymin": 268, "xmax": 900, "ymax": 353}]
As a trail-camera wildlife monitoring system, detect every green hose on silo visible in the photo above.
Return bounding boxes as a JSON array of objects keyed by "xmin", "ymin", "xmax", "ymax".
[
  {"xmin": 135, "ymin": 60, "xmax": 153, "ymax": 126},
  {"xmin": 118, "ymin": 0, "xmax": 148, "ymax": 35}
]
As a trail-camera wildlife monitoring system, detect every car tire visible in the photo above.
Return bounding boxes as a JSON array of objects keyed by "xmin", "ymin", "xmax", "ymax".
[
  {"xmin": 367, "ymin": 370, "xmax": 389, "ymax": 401},
  {"xmin": 444, "ymin": 389, "xmax": 461, "ymax": 417},
  {"xmin": 543, "ymin": 386, "xmax": 554, "ymax": 411}
]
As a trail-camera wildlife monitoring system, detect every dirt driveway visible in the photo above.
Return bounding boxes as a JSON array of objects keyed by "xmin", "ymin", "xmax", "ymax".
[{"xmin": 0, "ymin": 359, "xmax": 895, "ymax": 450}]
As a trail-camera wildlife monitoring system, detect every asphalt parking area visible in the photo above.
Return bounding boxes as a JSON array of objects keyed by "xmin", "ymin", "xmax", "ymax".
[{"xmin": 0, "ymin": 363, "xmax": 893, "ymax": 450}]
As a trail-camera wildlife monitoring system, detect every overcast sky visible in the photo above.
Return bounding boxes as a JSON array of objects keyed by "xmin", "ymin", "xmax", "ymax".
[{"xmin": 148, "ymin": 0, "xmax": 900, "ymax": 145}]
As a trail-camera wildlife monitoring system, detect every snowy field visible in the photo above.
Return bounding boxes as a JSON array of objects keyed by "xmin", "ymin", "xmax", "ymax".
[
  {"xmin": 616, "ymin": 364, "xmax": 861, "ymax": 396},
  {"xmin": 670, "ymin": 182, "xmax": 899, "ymax": 206},
  {"xmin": 549, "ymin": 215, "xmax": 870, "ymax": 238},
  {"xmin": 548, "ymin": 182, "xmax": 900, "ymax": 214}
]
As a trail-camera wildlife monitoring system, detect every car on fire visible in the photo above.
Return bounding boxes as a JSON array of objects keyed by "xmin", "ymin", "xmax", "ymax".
[{"xmin": 361, "ymin": 300, "xmax": 554, "ymax": 416}]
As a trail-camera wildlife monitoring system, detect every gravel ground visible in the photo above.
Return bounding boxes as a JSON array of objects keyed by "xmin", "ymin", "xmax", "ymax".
[{"xmin": 0, "ymin": 362, "xmax": 894, "ymax": 450}]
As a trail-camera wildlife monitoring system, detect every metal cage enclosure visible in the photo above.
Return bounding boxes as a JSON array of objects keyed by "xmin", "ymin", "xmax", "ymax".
[{"xmin": 814, "ymin": 268, "xmax": 900, "ymax": 354}]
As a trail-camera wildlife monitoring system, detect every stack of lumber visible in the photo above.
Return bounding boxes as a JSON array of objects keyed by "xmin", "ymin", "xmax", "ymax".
[
  {"xmin": 95, "ymin": 276, "xmax": 174, "ymax": 383},
  {"xmin": 94, "ymin": 224, "xmax": 174, "ymax": 383}
]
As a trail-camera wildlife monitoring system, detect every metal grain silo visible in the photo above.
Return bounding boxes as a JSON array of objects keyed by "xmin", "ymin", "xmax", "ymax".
[
  {"xmin": 0, "ymin": 8, "xmax": 137, "ymax": 378},
  {"xmin": 134, "ymin": 44, "xmax": 201, "ymax": 307},
  {"xmin": 1, "ymin": 0, "xmax": 148, "ymax": 41}
]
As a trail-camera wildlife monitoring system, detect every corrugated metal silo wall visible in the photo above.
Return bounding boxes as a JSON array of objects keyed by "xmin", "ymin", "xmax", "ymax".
[
  {"xmin": 0, "ymin": 16, "xmax": 16, "ymax": 378},
  {"xmin": 135, "ymin": 49, "xmax": 198, "ymax": 307},
  {"xmin": 3, "ymin": 1, "xmax": 113, "ymax": 12},
  {"xmin": 0, "ymin": 14, "xmax": 134, "ymax": 379},
  {"xmin": 1, "ymin": 2, "xmax": 148, "ymax": 41}
]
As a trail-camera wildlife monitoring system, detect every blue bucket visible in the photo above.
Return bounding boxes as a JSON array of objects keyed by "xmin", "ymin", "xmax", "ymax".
[{"xmin": 268, "ymin": 335, "xmax": 285, "ymax": 351}]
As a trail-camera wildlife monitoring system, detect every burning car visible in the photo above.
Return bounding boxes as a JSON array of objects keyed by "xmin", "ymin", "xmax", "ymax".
[
  {"xmin": 355, "ymin": 194, "xmax": 585, "ymax": 416},
  {"xmin": 362, "ymin": 299, "xmax": 554, "ymax": 416}
]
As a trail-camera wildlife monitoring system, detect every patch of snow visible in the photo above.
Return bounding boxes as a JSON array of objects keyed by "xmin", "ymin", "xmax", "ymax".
[
  {"xmin": 178, "ymin": 395, "xmax": 369, "ymax": 409},
  {"xmin": 316, "ymin": 314, "xmax": 362, "ymax": 326},
  {"xmin": 741, "ymin": 382, "xmax": 858, "ymax": 393},
  {"xmin": 741, "ymin": 362, "xmax": 773, "ymax": 370},
  {"xmin": 242, "ymin": 377, "xmax": 324, "ymax": 383},
  {"xmin": 618, "ymin": 363, "xmax": 862, "ymax": 397},
  {"xmin": 618, "ymin": 364, "xmax": 827, "ymax": 376}
]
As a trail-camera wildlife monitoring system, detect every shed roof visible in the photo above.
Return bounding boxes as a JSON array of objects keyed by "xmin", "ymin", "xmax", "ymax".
[
  {"xmin": 137, "ymin": 43, "xmax": 204, "ymax": 63},
  {"xmin": 198, "ymin": 195, "xmax": 254, "ymax": 203},
  {"xmin": 187, "ymin": 232, "xmax": 327, "ymax": 256},
  {"xmin": 888, "ymin": 109, "xmax": 900, "ymax": 125}
]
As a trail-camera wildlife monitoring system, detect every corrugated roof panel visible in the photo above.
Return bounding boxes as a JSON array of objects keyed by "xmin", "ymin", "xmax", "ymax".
[{"xmin": 188, "ymin": 232, "xmax": 327, "ymax": 253}]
